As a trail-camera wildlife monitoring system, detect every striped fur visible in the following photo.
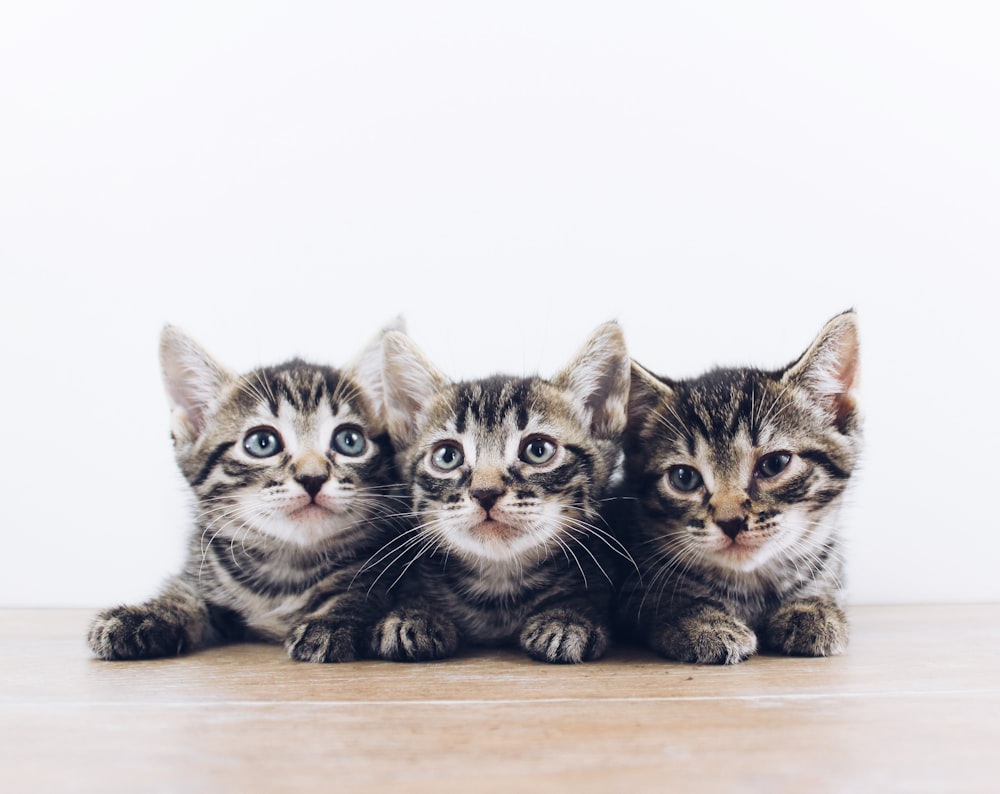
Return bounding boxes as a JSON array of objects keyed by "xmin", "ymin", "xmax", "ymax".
[
  {"xmin": 370, "ymin": 324, "xmax": 631, "ymax": 664},
  {"xmin": 88, "ymin": 325, "xmax": 405, "ymax": 662},
  {"xmin": 615, "ymin": 312, "xmax": 861, "ymax": 664}
]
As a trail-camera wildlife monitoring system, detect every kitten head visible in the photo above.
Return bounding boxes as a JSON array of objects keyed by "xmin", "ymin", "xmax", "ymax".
[
  {"xmin": 626, "ymin": 311, "xmax": 860, "ymax": 575},
  {"xmin": 381, "ymin": 323, "xmax": 630, "ymax": 565},
  {"xmin": 160, "ymin": 322, "xmax": 401, "ymax": 550}
]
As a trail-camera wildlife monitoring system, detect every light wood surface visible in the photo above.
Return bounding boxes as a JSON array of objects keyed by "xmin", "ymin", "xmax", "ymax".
[{"xmin": 1, "ymin": 605, "xmax": 997, "ymax": 792}]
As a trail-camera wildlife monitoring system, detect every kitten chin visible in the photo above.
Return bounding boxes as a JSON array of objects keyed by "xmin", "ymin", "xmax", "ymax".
[
  {"xmin": 439, "ymin": 505, "xmax": 567, "ymax": 565},
  {"xmin": 250, "ymin": 507, "xmax": 361, "ymax": 549}
]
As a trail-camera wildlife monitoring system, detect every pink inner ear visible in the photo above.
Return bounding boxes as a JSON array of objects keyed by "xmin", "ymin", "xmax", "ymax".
[{"xmin": 828, "ymin": 326, "xmax": 860, "ymax": 431}]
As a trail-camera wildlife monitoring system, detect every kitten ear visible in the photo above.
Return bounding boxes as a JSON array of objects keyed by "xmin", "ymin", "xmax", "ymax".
[
  {"xmin": 159, "ymin": 326, "xmax": 234, "ymax": 443},
  {"xmin": 781, "ymin": 310, "xmax": 860, "ymax": 430},
  {"xmin": 552, "ymin": 322, "xmax": 631, "ymax": 440},
  {"xmin": 345, "ymin": 316, "xmax": 408, "ymax": 423},
  {"xmin": 627, "ymin": 359, "xmax": 676, "ymax": 433},
  {"xmin": 380, "ymin": 331, "xmax": 449, "ymax": 447}
]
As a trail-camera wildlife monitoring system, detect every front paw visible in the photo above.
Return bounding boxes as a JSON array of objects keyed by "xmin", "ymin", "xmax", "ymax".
[
  {"xmin": 371, "ymin": 608, "xmax": 459, "ymax": 662},
  {"xmin": 286, "ymin": 619, "xmax": 361, "ymax": 663},
  {"xmin": 88, "ymin": 605, "xmax": 187, "ymax": 660},
  {"xmin": 764, "ymin": 601, "xmax": 848, "ymax": 657},
  {"xmin": 519, "ymin": 609, "xmax": 609, "ymax": 664},
  {"xmin": 652, "ymin": 609, "xmax": 757, "ymax": 665}
]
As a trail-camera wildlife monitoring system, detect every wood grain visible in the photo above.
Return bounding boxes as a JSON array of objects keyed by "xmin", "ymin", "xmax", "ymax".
[{"xmin": 1, "ymin": 605, "xmax": 997, "ymax": 792}]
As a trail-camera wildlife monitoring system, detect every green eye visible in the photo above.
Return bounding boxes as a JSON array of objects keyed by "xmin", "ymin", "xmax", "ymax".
[
  {"xmin": 430, "ymin": 442, "xmax": 464, "ymax": 472},
  {"xmin": 332, "ymin": 426, "xmax": 367, "ymax": 457},
  {"xmin": 520, "ymin": 436, "xmax": 557, "ymax": 465},
  {"xmin": 244, "ymin": 427, "xmax": 283, "ymax": 458},
  {"xmin": 756, "ymin": 452, "xmax": 791, "ymax": 479},
  {"xmin": 668, "ymin": 465, "xmax": 703, "ymax": 493}
]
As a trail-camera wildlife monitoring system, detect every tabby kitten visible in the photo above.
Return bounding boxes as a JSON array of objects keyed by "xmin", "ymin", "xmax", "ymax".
[
  {"xmin": 369, "ymin": 323, "xmax": 631, "ymax": 664},
  {"xmin": 88, "ymin": 325, "xmax": 402, "ymax": 662},
  {"xmin": 616, "ymin": 311, "xmax": 860, "ymax": 664}
]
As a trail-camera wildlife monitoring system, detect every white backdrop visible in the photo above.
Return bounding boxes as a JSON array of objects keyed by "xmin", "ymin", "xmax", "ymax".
[{"xmin": 2, "ymin": 2, "xmax": 997, "ymax": 607}]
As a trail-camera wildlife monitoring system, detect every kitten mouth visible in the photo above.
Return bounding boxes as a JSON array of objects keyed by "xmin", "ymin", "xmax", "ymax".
[
  {"xmin": 289, "ymin": 503, "xmax": 336, "ymax": 520},
  {"xmin": 470, "ymin": 519, "xmax": 521, "ymax": 542},
  {"xmin": 716, "ymin": 537, "xmax": 765, "ymax": 560}
]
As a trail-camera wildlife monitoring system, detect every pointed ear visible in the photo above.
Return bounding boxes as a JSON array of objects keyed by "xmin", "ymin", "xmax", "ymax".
[
  {"xmin": 380, "ymin": 331, "xmax": 449, "ymax": 447},
  {"xmin": 552, "ymin": 322, "xmax": 631, "ymax": 440},
  {"xmin": 159, "ymin": 326, "xmax": 234, "ymax": 443},
  {"xmin": 781, "ymin": 310, "xmax": 860, "ymax": 429},
  {"xmin": 346, "ymin": 316, "xmax": 408, "ymax": 423},
  {"xmin": 627, "ymin": 359, "xmax": 675, "ymax": 435}
]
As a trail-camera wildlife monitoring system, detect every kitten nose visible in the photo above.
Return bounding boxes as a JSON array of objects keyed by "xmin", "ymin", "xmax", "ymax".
[
  {"xmin": 471, "ymin": 487, "xmax": 505, "ymax": 512},
  {"xmin": 717, "ymin": 517, "xmax": 747, "ymax": 539},
  {"xmin": 297, "ymin": 475, "xmax": 328, "ymax": 499}
]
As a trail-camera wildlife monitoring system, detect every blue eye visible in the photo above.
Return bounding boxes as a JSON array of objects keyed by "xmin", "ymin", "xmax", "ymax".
[
  {"xmin": 244, "ymin": 427, "xmax": 283, "ymax": 458},
  {"xmin": 332, "ymin": 426, "xmax": 367, "ymax": 457},
  {"xmin": 668, "ymin": 465, "xmax": 703, "ymax": 493},
  {"xmin": 756, "ymin": 452, "xmax": 791, "ymax": 479},
  {"xmin": 520, "ymin": 436, "xmax": 557, "ymax": 465},
  {"xmin": 430, "ymin": 442, "xmax": 464, "ymax": 472}
]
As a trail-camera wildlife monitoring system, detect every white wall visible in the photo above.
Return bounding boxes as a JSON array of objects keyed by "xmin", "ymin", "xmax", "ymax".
[{"xmin": 2, "ymin": 2, "xmax": 997, "ymax": 607}]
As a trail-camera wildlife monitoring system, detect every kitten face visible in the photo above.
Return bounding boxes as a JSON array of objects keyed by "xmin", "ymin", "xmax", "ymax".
[
  {"xmin": 627, "ymin": 312, "xmax": 860, "ymax": 577},
  {"xmin": 407, "ymin": 378, "xmax": 607, "ymax": 564},
  {"xmin": 381, "ymin": 324, "xmax": 630, "ymax": 570},
  {"xmin": 162, "ymin": 330, "xmax": 396, "ymax": 550}
]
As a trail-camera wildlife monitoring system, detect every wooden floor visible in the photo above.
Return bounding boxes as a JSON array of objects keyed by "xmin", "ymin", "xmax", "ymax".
[{"xmin": 1, "ymin": 605, "xmax": 998, "ymax": 793}]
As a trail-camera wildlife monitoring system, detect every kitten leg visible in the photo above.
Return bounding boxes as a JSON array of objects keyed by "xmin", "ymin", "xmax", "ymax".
[
  {"xmin": 286, "ymin": 593, "xmax": 383, "ymax": 663},
  {"xmin": 88, "ymin": 577, "xmax": 213, "ymax": 660},
  {"xmin": 520, "ymin": 599, "xmax": 611, "ymax": 664},
  {"xmin": 763, "ymin": 599, "xmax": 848, "ymax": 657},
  {"xmin": 648, "ymin": 601, "xmax": 758, "ymax": 665},
  {"xmin": 370, "ymin": 601, "xmax": 460, "ymax": 662}
]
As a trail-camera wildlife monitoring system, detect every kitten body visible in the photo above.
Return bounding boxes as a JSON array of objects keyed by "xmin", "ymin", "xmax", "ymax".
[
  {"xmin": 616, "ymin": 312, "xmax": 860, "ymax": 664},
  {"xmin": 370, "ymin": 324, "xmax": 631, "ymax": 664},
  {"xmin": 88, "ymin": 325, "xmax": 402, "ymax": 662}
]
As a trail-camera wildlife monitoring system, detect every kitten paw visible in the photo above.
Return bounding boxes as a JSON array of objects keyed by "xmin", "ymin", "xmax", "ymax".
[
  {"xmin": 519, "ymin": 609, "xmax": 610, "ymax": 664},
  {"xmin": 653, "ymin": 610, "xmax": 757, "ymax": 665},
  {"xmin": 764, "ymin": 601, "xmax": 848, "ymax": 657},
  {"xmin": 88, "ymin": 606, "xmax": 187, "ymax": 660},
  {"xmin": 286, "ymin": 619, "xmax": 361, "ymax": 663},
  {"xmin": 371, "ymin": 609, "xmax": 459, "ymax": 662}
]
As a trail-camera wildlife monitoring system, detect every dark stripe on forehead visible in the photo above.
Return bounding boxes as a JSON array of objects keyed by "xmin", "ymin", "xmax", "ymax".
[
  {"xmin": 684, "ymin": 405, "xmax": 711, "ymax": 447},
  {"xmin": 454, "ymin": 377, "xmax": 534, "ymax": 434},
  {"xmin": 453, "ymin": 385, "xmax": 471, "ymax": 435},
  {"xmin": 274, "ymin": 377, "xmax": 303, "ymax": 411},
  {"xmin": 305, "ymin": 378, "xmax": 323, "ymax": 411},
  {"xmin": 729, "ymin": 390, "xmax": 754, "ymax": 438},
  {"xmin": 252, "ymin": 360, "xmax": 357, "ymax": 416},
  {"xmin": 516, "ymin": 397, "xmax": 530, "ymax": 432}
]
